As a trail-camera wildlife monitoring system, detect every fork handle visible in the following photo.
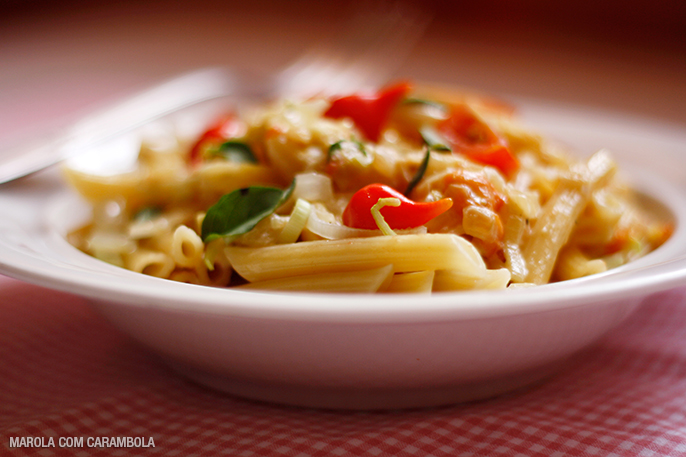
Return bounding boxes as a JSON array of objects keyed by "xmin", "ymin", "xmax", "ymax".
[{"xmin": 0, "ymin": 67, "xmax": 236, "ymax": 185}]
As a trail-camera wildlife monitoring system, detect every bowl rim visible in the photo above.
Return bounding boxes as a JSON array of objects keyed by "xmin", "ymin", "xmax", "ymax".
[{"xmin": 1, "ymin": 96, "xmax": 685, "ymax": 324}]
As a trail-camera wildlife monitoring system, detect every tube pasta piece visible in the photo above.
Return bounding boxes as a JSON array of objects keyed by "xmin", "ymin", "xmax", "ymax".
[
  {"xmin": 125, "ymin": 249, "xmax": 175, "ymax": 278},
  {"xmin": 193, "ymin": 162, "xmax": 283, "ymax": 206},
  {"xmin": 385, "ymin": 271, "xmax": 435, "ymax": 294},
  {"xmin": 235, "ymin": 265, "xmax": 394, "ymax": 293},
  {"xmin": 145, "ymin": 167, "xmax": 193, "ymax": 206},
  {"xmin": 433, "ymin": 268, "xmax": 511, "ymax": 292},
  {"xmin": 64, "ymin": 83, "xmax": 671, "ymax": 293},
  {"xmin": 170, "ymin": 269, "xmax": 203, "ymax": 284},
  {"xmin": 523, "ymin": 184, "xmax": 585, "ymax": 284},
  {"xmin": 65, "ymin": 165, "xmax": 196, "ymax": 211},
  {"xmin": 171, "ymin": 225, "xmax": 205, "ymax": 267},
  {"xmin": 63, "ymin": 167, "xmax": 147, "ymax": 207},
  {"xmin": 225, "ymin": 234, "xmax": 485, "ymax": 283},
  {"xmin": 508, "ymin": 282, "xmax": 536, "ymax": 289},
  {"xmin": 554, "ymin": 245, "xmax": 607, "ymax": 281},
  {"xmin": 479, "ymin": 268, "xmax": 512, "ymax": 289},
  {"xmin": 523, "ymin": 150, "xmax": 617, "ymax": 284}
]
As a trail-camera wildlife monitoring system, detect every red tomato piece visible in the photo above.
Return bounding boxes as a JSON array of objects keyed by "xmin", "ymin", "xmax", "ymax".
[
  {"xmin": 188, "ymin": 114, "xmax": 242, "ymax": 166},
  {"xmin": 324, "ymin": 81, "xmax": 412, "ymax": 142},
  {"xmin": 438, "ymin": 105, "xmax": 519, "ymax": 177},
  {"xmin": 343, "ymin": 183, "xmax": 453, "ymax": 230}
]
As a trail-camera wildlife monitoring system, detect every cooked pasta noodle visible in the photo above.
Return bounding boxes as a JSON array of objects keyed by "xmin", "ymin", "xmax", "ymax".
[
  {"xmin": 126, "ymin": 249, "xmax": 175, "ymax": 278},
  {"xmin": 171, "ymin": 225, "xmax": 205, "ymax": 268},
  {"xmin": 225, "ymin": 234, "xmax": 484, "ymax": 283},
  {"xmin": 65, "ymin": 81, "xmax": 672, "ymax": 293},
  {"xmin": 433, "ymin": 268, "xmax": 511, "ymax": 292},
  {"xmin": 236, "ymin": 264, "xmax": 394, "ymax": 293},
  {"xmin": 386, "ymin": 271, "xmax": 435, "ymax": 294},
  {"xmin": 554, "ymin": 245, "xmax": 607, "ymax": 281},
  {"xmin": 169, "ymin": 269, "xmax": 204, "ymax": 284}
]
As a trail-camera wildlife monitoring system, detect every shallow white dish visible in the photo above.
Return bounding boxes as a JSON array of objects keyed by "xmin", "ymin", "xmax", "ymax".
[{"xmin": 1, "ymin": 97, "xmax": 685, "ymax": 410}]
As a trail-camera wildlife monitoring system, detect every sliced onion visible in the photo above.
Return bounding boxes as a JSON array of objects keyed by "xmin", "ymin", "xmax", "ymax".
[
  {"xmin": 277, "ymin": 198, "xmax": 312, "ymax": 244},
  {"xmin": 293, "ymin": 172, "xmax": 334, "ymax": 203}
]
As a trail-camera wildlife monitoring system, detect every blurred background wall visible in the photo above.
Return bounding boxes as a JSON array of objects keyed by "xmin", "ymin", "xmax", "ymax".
[{"xmin": 1, "ymin": 0, "xmax": 684, "ymax": 147}]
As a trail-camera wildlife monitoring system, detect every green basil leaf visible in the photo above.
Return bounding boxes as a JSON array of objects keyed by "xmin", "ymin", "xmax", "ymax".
[
  {"xmin": 133, "ymin": 206, "xmax": 162, "ymax": 221},
  {"xmin": 327, "ymin": 139, "xmax": 367, "ymax": 162},
  {"xmin": 404, "ymin": 147, "xmax": 431, "ymax": 197},
  {"xmin": 201, "ymin": 181, "xmax": 295, "ymax": 243},
  {"xmin": 212, "ymin": 141, "xmax": 258, "ymax": 163},
  {"xmin": 419, "ymin": 126, "xmax": 451, "ymax": 152}
]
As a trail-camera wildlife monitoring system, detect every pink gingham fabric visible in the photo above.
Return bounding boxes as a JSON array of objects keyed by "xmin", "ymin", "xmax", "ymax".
[{"xmin": 2, "ymin": 274, "xmax": 686, "ymax": 457}]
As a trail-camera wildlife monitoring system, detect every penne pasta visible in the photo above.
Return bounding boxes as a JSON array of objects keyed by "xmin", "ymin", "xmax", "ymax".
[
  {"xmin": 125, "ymin": 249, "xmax": 175, "ymax": 278},
  {"xmin": 385, "ymin": 271, "xmax": 435, "ymax": 294},
  {"xmin": 235, "ymin": 265, "xmax": 394, "ymax": 293},
  {"xmin": 64, "ymin": 82, "xmax": 671, "ymax": 293},
  {"xmin": 523, "ymin": 150, "xmax": 617, "ymax": 284},
  {"xmin": 433, "ymin": 268, "xmax": 511, "ymax": 292},
  {"xmin": 225, "ymin": 234, "xmax": 485, "ymax": 282},
  {"xmin": 554, "ymin": 245, "xmax": 607, "ymax": 281},
  {"xmin": 170, "ymin": 269, "xmax": 204, "ymax": 285},
  {"xmin": 193, "ymin": 162, "xmax": 284, "ymax": 206},
  {"xmin": 171, "ymin": 225, "xmax": 205, "ymax": 268}
]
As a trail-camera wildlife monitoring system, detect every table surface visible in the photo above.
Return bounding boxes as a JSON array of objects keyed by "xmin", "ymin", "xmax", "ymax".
[
  {"xmin": 3, "ymin": 275, "xmax": 686, "ymax": 456},
  {"xmin": 1, "ymin": 0, "xmax": 686, "ymax": 455}
]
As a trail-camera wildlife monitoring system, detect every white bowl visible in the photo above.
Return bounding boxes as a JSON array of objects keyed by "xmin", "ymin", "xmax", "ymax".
[{"xmin": 1, "ymin": 96, "xmax": 685, "ymax": 410}]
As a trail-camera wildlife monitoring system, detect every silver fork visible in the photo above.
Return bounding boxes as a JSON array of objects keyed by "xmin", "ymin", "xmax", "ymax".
[{"xmin": 0, "ymin": 3, "xmax": 429, "ymax": 185}]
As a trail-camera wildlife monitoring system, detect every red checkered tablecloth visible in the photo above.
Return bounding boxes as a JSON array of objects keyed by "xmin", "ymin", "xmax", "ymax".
[{"xmin": 2, "ymin": 275, "xmax": 686, "ymax": 456}]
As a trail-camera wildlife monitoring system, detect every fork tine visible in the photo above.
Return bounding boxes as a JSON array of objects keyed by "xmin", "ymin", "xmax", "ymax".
[{"xmin": 275, "ymin": 1, "xmax": 431, "ymax": 97}]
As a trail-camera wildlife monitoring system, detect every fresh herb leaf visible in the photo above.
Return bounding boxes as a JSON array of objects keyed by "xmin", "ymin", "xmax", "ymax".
[
  {"xmin": 133, "ymin": 206, "xmax": 162, "ymax": 221},
  {"xmin": 201, "ymin": 181, "xmax": 295, "ymax": 243},
  {"xmin": 404, "ymin": 147, "xmax": 431, "ymax": 197},
  {"xmin": 419, "ymin": 126, "xmax": 451, "ymax": 152},
  {"xmin": 212, "ymin": 141, "xmax": 258, "ymax": 163},
  {"xmin": 327, "ymin": 139, "xmax": 367, "ymax": 162},
  {"xmin": 402, "ymin": 98, "xmax": 448, "ymax": 112},
  {"xmin": 327, "ymin": 140, "xmax": 343, "ymax": 161},
  {"xmin": 354, "ymin": 140, "xmax": 368, "ymax": 156}
]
